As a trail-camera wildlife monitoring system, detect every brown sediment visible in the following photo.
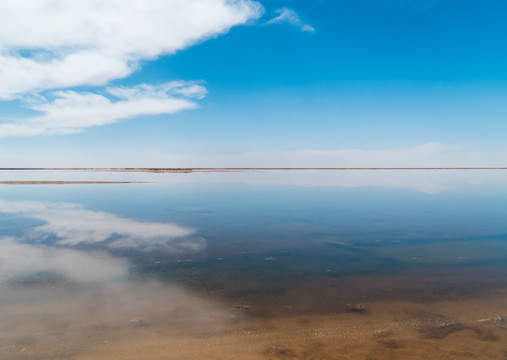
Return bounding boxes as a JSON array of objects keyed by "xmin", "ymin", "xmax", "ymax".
[
  {"xmin": 3, "ymin": 270, "xmax": 507, "ymax": 360},
  {"xmin": 0, "ymin": 181, "xmax": 143, "ymax": 184},
  {"xmin": 0, "ymin": 168, "xmax": 194, "ymax": 173},
  {"xmin": 4, "ymin": 295, "xmax": 507, "ymax": 360},
  {"xmin": 170, "ymin": 263, "xmax": 507, "ymax": 318}
]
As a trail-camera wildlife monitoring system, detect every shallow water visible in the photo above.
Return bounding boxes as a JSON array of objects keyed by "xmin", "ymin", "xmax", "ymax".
[{"xmin": 2, "ymin": 170, "xmax": 507, "ymax": 359}]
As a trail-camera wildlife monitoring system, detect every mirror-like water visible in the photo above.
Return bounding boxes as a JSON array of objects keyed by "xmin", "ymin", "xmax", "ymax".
[{"xmin": 2, "ymin": 170, "xmax": 507, "ymax": 359}]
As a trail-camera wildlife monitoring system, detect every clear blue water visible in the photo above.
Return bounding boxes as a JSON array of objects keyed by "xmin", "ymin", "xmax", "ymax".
[{"xmin": 2, "ymin": 170, "xmax": 507, "ymax": 359}]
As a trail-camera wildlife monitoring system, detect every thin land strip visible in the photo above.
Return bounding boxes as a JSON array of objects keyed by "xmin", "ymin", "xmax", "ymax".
[
  {"xmin": 1, "ymin": 168, "xmax": 507, "ymax": 173},
  {"xmin": 0, "ymin": 181, "xmax": 143, "ymax": 185}
]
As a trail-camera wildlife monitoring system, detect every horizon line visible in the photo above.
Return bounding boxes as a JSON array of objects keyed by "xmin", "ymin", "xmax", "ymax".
[{"xmin": 2, "ymin": 167, "xmax": 507, "ymax": 172}]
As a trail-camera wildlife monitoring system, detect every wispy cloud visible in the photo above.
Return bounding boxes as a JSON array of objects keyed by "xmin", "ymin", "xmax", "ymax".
[
  {"xmin": 0, "ymin": 200, "xmax": 205, "ymax": 253},
  {"xmin": 0, "ymin": 0, "xmax": 263, "ymax": 100},
  {"xmin": 0, "ymin": 82, "xmax": 206, "ymax": 137},
  {"xmin": 265, "ymin": 7, "xmax": 315, "ymax": 32},
  {"xmin": 127, "ymin": 143, "xmax": 459, "ymax": 168},
  {"xmin": 0, "ymin": 1, "xmax": 264, "ymax": 137},
  {"xmin": 3, "ymin": 142, "xmax": 506, "ymax": 170}
]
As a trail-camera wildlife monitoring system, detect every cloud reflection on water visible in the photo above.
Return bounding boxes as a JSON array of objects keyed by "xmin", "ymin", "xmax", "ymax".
[
  {"xmin": 0, "ymin": 199, "xmax": 205, "ymax": 252},
  {"xmin": 0, "ymin": 236, "xmax": 127, "ymax": 283},
  {"xmin": 0, "ymin": 264, "xmax": 234, "ymax": 360},
  {"xmin": 138, "ymin": 170, "xmax": 507, "ymax": 194},
  {"xmin": 0, "ymin": 199, "xmax": 231, "ymax": 359},
  {"xmin": 4, "ymin": 168, "xmax": 507, "ymax": 194}
]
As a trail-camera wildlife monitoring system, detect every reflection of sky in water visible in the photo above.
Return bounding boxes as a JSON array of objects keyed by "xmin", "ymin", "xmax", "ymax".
[
  {"xmin": 0, "ymin": 200, "xmax": 203, "ymax": 252},
  {"xmin": 0, "ymin": 237, "xmax": 127, "ymax": 283},
  {"xmin": 2, "ymin": 171, "xmax": 507, "ymax": 358},
  {"xmin": 4, "ymin": 169, "xmax": 507, "ymax": 193},
  {"xmin": 0, "ymin": 187, "xmax": 230, "ymax": 359},
  {"xmin": 0, "ymin": 171, "xmax": 507, "ymax": 360},
  {"xmin": 1, "ymin": 170, "xmax": 507, "ymax": 279}
]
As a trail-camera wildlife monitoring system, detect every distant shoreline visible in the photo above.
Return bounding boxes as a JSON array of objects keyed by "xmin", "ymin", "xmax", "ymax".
[
  {"xmin": 0, "ymin": 181, "xmax": 142, "ymax": 185},
  {"xmin": 1, "ymin": 167, "xmax": 507, "ymax": 172}
]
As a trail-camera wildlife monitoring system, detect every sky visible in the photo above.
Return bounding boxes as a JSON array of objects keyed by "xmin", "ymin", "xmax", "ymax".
[{"xmin": 1, "ymin": 0, "xmax": 507, "ymax": 167}]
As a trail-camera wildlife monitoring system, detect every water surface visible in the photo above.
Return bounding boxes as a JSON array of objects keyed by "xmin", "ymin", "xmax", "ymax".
[{"xmin": 2, "ymin": 170, "xmax": 507, "ymax": 359}]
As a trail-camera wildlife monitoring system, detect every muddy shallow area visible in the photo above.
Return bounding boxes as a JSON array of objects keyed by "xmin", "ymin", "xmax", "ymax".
[{"xmin": 2, "ymin": 267, "xmax": 507, "ymax": 360}]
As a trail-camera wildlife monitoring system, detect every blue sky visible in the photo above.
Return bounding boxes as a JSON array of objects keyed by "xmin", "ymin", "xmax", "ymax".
[{"xmin": 1, "ymin": 0, "xmax": 507, "ymax": 167}]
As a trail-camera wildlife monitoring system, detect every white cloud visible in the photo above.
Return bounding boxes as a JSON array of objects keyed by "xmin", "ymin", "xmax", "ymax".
[
  {"xmin": 265, "ymin": 7, "xmax": 315, "ymax": 32},
  {"xmin": 0, "ymin": 0, "xmax": 263, "ymax": 99},
  {"xmin": 0, "ymin": 82, "xmax": 205, "ymax": 137},
  {"xmin": 0, "ymin": 0, "xmax": 263, "ymax": 136},
  {"xmin": 129, "ymin": 143, "xmax": 460, "ymax": 168},
  {"xmin": 1, "ymin": 142, "xmax": 505, "ymax": 169},
  {"xmin": 234, "ymin": 143, "xmax": 455, "ymax": 167},
  {"xmin": 2, "ymin": 142, "xmax": 507, "ymax": 171},
  {"xmin": 0, "ymin": 200, "xmax": 205, "ymax": 253}
]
